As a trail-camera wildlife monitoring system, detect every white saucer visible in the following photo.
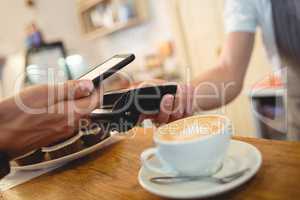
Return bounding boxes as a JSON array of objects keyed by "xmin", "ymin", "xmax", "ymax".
[{"xmin": 138, "ymin": 140, "xmax": 262, "ymax": 199}]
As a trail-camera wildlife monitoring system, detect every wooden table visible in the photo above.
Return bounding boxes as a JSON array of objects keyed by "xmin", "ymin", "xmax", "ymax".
[{"xmin": 1, "ymin": 128, "xmax": 300, "ymax": 200}]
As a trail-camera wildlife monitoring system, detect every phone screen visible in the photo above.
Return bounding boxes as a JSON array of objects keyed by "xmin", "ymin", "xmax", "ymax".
[{"xmin": 79, "ymin": 57, "xmax": 124, "ymax": 80}]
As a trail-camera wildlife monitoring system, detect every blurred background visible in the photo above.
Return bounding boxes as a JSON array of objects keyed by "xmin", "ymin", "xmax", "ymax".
[{"xmin": 0, "ymin": 0, "xmax": 284, "ymax": 139}]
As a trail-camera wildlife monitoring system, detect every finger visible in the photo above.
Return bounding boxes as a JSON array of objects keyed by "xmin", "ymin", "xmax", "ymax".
[
  {"xmin": 41, "ymin": 119, "xmax": 85, "ymax": 143},
  {"xmin": 38, "ymin": 114, "xmax": 90, "ymax": 142},
  {"xmin": 70, "ymin": 88, "xmax": 102, "ymax": 115},
  {"xmin": 156, "ymin": 95, "xmax": 174, "ymax": 124},
  {"xmin": 15, "ymin": 80, "xmax": 95, "ymax": 109},
  {"xmin": 170, "ymin": 85, "xmax": 185, "ymax": 121},
  {"xmin": 38, "ymin": 126, "xmax": 77, "ymax": 148},
  {"xmin": 49, "ymin": 88, "xmax": 102, "ymax": 122},
  {"xmin": 52, "ymin": 80, "xmax": 95, "ymax": 103},
  {"xmin": 27, "ymin": 113, "xmax": 66, "ymax": 129}
]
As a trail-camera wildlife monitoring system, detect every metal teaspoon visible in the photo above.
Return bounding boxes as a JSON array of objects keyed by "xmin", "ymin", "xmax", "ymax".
[{"xmin": 150, "ymin": 168, "xmax": 250, "ymax": 185}]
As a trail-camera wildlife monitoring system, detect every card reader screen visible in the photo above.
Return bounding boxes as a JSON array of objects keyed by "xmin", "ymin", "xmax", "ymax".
[{"xmin": 79, "ymin": 57, "xmax": 124, "ymax": 80}]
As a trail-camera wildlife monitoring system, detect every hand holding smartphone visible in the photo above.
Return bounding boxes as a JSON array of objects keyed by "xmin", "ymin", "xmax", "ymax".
[{"xmin": 78, "ymin": 54, "xmax": 178, "ymax": 133}]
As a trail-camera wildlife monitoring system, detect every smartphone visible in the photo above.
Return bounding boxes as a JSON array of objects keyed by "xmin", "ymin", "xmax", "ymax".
[
  {"xmin": 101, "ymin": 84, "xmax": 177, "ymax": 109},
  {"xmin": 78, "ymin": 54, "xmax": 135, "ymax": 86}
]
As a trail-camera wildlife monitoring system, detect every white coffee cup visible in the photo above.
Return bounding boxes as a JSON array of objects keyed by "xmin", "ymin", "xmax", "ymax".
[{"xmin": 141, "ymin": 115, "xmax": 233, "ymax": 176}]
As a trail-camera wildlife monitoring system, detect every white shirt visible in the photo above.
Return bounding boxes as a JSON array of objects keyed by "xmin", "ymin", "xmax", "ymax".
[{"xmin": 224, "ymin": 0, "xmax": 282, "ymax": 71}]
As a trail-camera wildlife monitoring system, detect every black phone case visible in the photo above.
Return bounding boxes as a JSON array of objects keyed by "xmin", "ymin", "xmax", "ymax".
[
  {"xmin": 101, "ymin": 84, "xmax": 178, "ymax": 115},
  {"xmin": 90, "ymin": 85, "xmax": 177, "ymax": 133}
]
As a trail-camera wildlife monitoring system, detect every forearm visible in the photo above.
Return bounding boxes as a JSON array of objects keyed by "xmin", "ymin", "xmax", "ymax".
[
  {"xmin": 154, "ymin": 33, "xmax": 254, "ymax": 123},
  {"xmin": 191, "ymin": 64, "xmax": 243, "ymax": 111},
  {"xmin": 189, "ymin": 33, "xmax": 254, "ymax": 112}
]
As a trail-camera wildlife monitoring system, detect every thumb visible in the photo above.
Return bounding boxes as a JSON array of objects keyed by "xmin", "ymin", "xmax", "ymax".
[
  {"xmin": 52, "ymin": 80, "xmax": 95, "ymax": 103},
  {"xmin": 13, "ymin": 80, "xmax": 95, "ymax": 110}
]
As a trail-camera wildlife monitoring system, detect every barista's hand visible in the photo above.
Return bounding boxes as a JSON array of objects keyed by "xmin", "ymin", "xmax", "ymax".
[
  {"xmin": 136, "ymin": 80, "xmax": 195, "ymax": 124},
  {"xmin": 155, "ymin": 84, "xmax": 194, "ymax": 124},
  {"xmin": 0, "ymin": 80, "xmax": 101, "ymax": 159}
]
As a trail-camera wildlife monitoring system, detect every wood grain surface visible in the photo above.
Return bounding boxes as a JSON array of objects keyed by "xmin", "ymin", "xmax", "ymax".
[{"xmin": 1, "ymin": 128, "xmax": 300, "ymax": 200}]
